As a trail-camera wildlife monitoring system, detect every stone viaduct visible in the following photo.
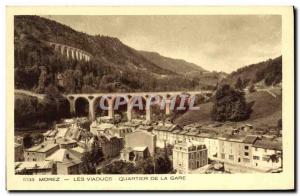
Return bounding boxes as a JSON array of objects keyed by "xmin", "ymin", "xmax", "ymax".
[
  {"xmin": 65, "ymin": 91, "xmax": 212, "ymax": 122},
  {"xmin": 45, "ymin": 41, "xmax": 92, "ymax": 62}
]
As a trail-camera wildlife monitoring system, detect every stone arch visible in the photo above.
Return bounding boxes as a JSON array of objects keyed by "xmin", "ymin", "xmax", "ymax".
[
  {"xmin": 129, "ymin": 95, "xmax": 147, "ymax": 120},
  {"xmin": 112, "ymin": 95, "xmax": 129, "ymax": 121},
  {"xmin": 58, "ymin": 97, "xmax": 71, "ymax": 118},
  {"xmin": 75, "ymin": 97, "xmax": 89, "ymax": 117},
  {"xmin": 93, "ymin": 96, "xmax": 109, "ymax": 119},
  {"xmin": 147, "ymin": 95, "xmax": 166, "ymax": 121}
]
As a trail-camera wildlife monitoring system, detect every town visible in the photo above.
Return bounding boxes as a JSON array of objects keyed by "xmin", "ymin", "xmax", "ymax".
[{"xmin": 15, "ymin": 106, "xmax": 282, "ymax": 175}]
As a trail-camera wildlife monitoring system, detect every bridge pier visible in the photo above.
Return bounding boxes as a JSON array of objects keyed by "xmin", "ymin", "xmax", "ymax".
[
  {"xmin": 108, "ymin": 98, "xmax": 114, "ymax": 118},
  {"xmin": 67, "ymin": 97, "xmax": 76, "ymax": 116},
  {"xmin": 165, "ymin": 101, "xmax": 171, "ymax": 115},
  {"xmin": 63, "ymin": 91, "xmax": 210, "ymax": 122},
  {"xmin": 126, "ymin": 97, "xmax": 134, "ymax": 121},
  {"xmin": 146, "ymin": 108, "xmax": 151, "ymax": 122},
  {"xmin": 89, "ymin": 100, "xmax": 96, "ymax": 121}
]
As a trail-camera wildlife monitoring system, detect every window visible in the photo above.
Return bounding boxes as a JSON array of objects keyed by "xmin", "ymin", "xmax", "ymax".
[
  {"xmin": 244, "ymin": 152, "xmax": 249, "ymax": 156},
  {"xmin": 264, "ymin": 149, "xmax": 267, "ymax": 153},
  {"xmin": 243, "ymin": 158, "xmax": 250, "ymax": 163},
  {"xmin": 255, "ymin": 148, "xmax": 258, "ymax": 151},
  {"xmin": 262, "ymin": 157, "xmax": 269, "ymax": 162},
  {"xmin": 253, "ymin": 156, "xmax": 260, "ymax": 160},
  {"xmin": 221, "ymin": 153, "xmax": 225, "ymax": 159},
  {"xmin": 244, "ymin": 146, "xmax": 249, "ymax": 150},
  {"xmin": 229, "ymin": 155, "xmax": 234, "ymax": 160}
]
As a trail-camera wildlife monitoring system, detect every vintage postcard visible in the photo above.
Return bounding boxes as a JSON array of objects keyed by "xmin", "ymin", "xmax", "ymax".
[{"xmin": 6, "ymin": 6, "xmax": 294, "ymax": 191}]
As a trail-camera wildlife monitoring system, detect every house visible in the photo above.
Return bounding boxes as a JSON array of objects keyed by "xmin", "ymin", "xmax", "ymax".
[
  {"xmin": 24, "ymin": 143, "xmax": 59, "ymax": 162},
  {"xmin": 172, "ymin": 140, "xmax": 208, "ymax": 174},
  {"xmin": 108, "ymin": 126, "xmax": 133, "ymax": 138},
  {"xmin": 120, "ymin": 146, "xmax": 150, "ymax": 162},
  {"xmin": 252, "ymin": 139, "xmax": 282, "ymax": 170},
  {"xmin": 89, "ymin": 133, "xmax": 123, "ymax": 159},
  {"xmin": 152, "ymin": 122, "xmax": 182, "ymax": 147},
  {"xmin": 15, "ymin": 143, "xmax": 24, "ymax": 162},
  {"xmin": 136, "ymin": 125, "xmax": 153, "ymax": 132},
  {"xmin": 15, "ymin": 161, "xmax": 54, "ymax": 175},
  {"xmin": 124, "ymin": 131, "xmax": 156, "ymax": 156},
  {"xmin": 45, "ymin": 137, "xmax": 78, "ymax": 149},
  {"xmin": 90, "ymin": 122, "xmax": 115, "ymax": 136},
  {"xmin": 46, "ymin": 149, "xmax": 82, "ymax": 175}
]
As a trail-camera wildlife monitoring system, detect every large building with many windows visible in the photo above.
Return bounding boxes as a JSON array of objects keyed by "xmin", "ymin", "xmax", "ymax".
[{"xmin": 173, "ymin": 140, "xmax": 208, "ymax": 174}]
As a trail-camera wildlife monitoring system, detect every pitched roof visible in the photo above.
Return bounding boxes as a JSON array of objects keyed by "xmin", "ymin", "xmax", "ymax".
[
  {"xmin": 25, "ymin": 143, "xmax": 59, "ymax": 153},
  {"xmin": 243, "ymin": 135, "xmax": 259, "ymax": 144},
  {"xmin": 46, "ymin": 149, "xmax": 82, "ymax": 165},
  {"xmin": 133, "ymin": 146, "xmax": 148, "ymax": 152},
  {"xmin": 56, "ymin": 128, "xmax": 69, "ymax": 138},
  {"xmin": 15, "ymin": 161, "xmax": 53, "ymax": 172},
  {"xmin": 253, "ymin": 140, "xmax": 282, "ymax": 151}
]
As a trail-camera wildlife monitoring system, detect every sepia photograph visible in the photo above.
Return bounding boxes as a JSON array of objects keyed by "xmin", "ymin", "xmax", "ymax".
[{"xmin": 6, "ymin": 6, "xmax": 294, "ymax": 191}]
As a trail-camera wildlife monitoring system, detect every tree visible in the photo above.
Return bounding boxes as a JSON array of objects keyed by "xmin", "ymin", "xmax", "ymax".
[
  {"xmin": 101, "ymin": 161, "xmax": 139, "ymax": 174},
  {"xmin": 235, "ymin": 77, "xmax": 243, "ymax": 90},
  {"xmin": 211, "ymin": 84, "xmax": 252, "ymax": 122},
  {"xmin": 277, "ymin": 119, "xmax": 282, "ymax": 130},
  {"xmin": 32, "ymin": 133, "xmax": 44, "ymax": 145},
  {"xmin": 249, "ymin": 84, "xmax": 256, "ymax": 93},
  {"xmin": 90, "ymin": 136, "xmax": 104, "ymax": 165},
  {"xmin": 23, "ymin": 134, "xmax": 34, "ymax": 149},
  {"xmin": 80, "ymin": 151, "xmax": 96, "ymax": 174}
]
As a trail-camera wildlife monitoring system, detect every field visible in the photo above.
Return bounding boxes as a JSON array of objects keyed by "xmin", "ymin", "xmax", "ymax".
[{"xmin": 174, "ymin": 90, "xmax": 282, "ymax": 129}]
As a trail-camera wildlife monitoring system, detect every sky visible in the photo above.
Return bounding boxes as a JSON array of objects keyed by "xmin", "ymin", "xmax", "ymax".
[{"xmin": 44, "ymin": 15, "xmax": 281, "ymax": 73}]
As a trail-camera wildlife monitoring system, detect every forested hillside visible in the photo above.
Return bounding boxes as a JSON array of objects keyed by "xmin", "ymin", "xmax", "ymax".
[
  {"xmin": 14, "ymin": 16, "xmax": 204, "ymax": 94},
  {"xmin": 221, "ymin": 56, "xmax": 282, "ymax": 88}
]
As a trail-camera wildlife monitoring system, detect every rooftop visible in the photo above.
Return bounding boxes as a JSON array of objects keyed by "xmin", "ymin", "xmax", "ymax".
[
  {"xmin": 243, "ymin": 135, "xmax": 259, "ymax": 144},
  {"xmin": 175, "ymin": 140, "xmax": 206, "ymax": 148},
  {"xmin": 25, "ymin": 143, "xmax": 59, "ymax": 153},
  {"xmin": 133, "ymin": 146, "xmax": 148, "ymax": 152},
  {"xmin": 46, "ymin": 149, "xmax": 81, "ymax": 165},
  {"xmin": 253, "ymin": 139, "xmax": 282, "ymax": 151},
  {"xmin": 15, "ymin": 161, "xmax": 53, "ymax": 172}
]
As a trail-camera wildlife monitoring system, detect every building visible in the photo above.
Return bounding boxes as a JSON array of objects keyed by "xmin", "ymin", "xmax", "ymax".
[
  {"xmin": 217, "ymin": 134, "xmax": 282, "ymax": 173},
  {"xmin": 15, "ymin": 161, "xmax": 54, "ymax": 175},
  {"xmin": 137, "ymin": 125, "xmax": 154, "ymax": 132},
  {"xmin": 252, "ymin": 139, "xmax": 282, "ymax": 171},
  {"xmin": 120, "ymin": 146, "xmax": 150, "ymax": 162},
  {"xmin": 46, "ymin": 149, "xmax": 82, "ymax": 175},
  {"xmin": 24, "ymin": 143, "xmax": 59, "ymax": 162},
  {"xmin": 121, "ymin": 120, "xmax": 143, "ymax": 131},
  {"xmin": 90, "ymin": 121, "xmax": 115, "ymax": 136},
  {"xmin": 15, "ymin": 143, "xmax": 24, "ymax": 162},
  {"xmin": 107, "ymin": 126, "xmax": 133, "ymax": 138},
  {"xmin": 89, "ymin": 133, "xmax": 123, "ymax": 159},
  {"xmin": 152, "ymin": 122, "xmax": 182, "ymax": 147},
  {"xmin": 45, "ymin": 137, "xmax": 78, "ymax": 149},
  {"xmin": 173, "ymin": 140, "xmax": 208, "ymax": 174},
  {"xmin": 124, "ymin": 131, "xmax": 156, "ymax": 156}
]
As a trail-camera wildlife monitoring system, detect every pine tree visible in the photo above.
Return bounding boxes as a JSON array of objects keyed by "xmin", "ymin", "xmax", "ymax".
[{"xmin": 211, "ymin": 84, "xmax": 252, "ymax": 122}]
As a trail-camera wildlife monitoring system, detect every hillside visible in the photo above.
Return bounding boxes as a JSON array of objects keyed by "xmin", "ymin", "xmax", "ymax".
[
  {"xmin": 139, "ymin": 51, "xmax": 206, "ymax": 75},
  {"xmin": 140, "ymin": 51, "xmax": 227, "ymax": 89},
  {"xmin": 221, "ymin": 56, "xmax": 282, "ymax": 88},
  {"xmin": 14, "ymin": 16, "xmax": 206, "ymax": 94},
  {"xmin": 174, "ymin": 90, "xmax": 282, "ymax": 129}
]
